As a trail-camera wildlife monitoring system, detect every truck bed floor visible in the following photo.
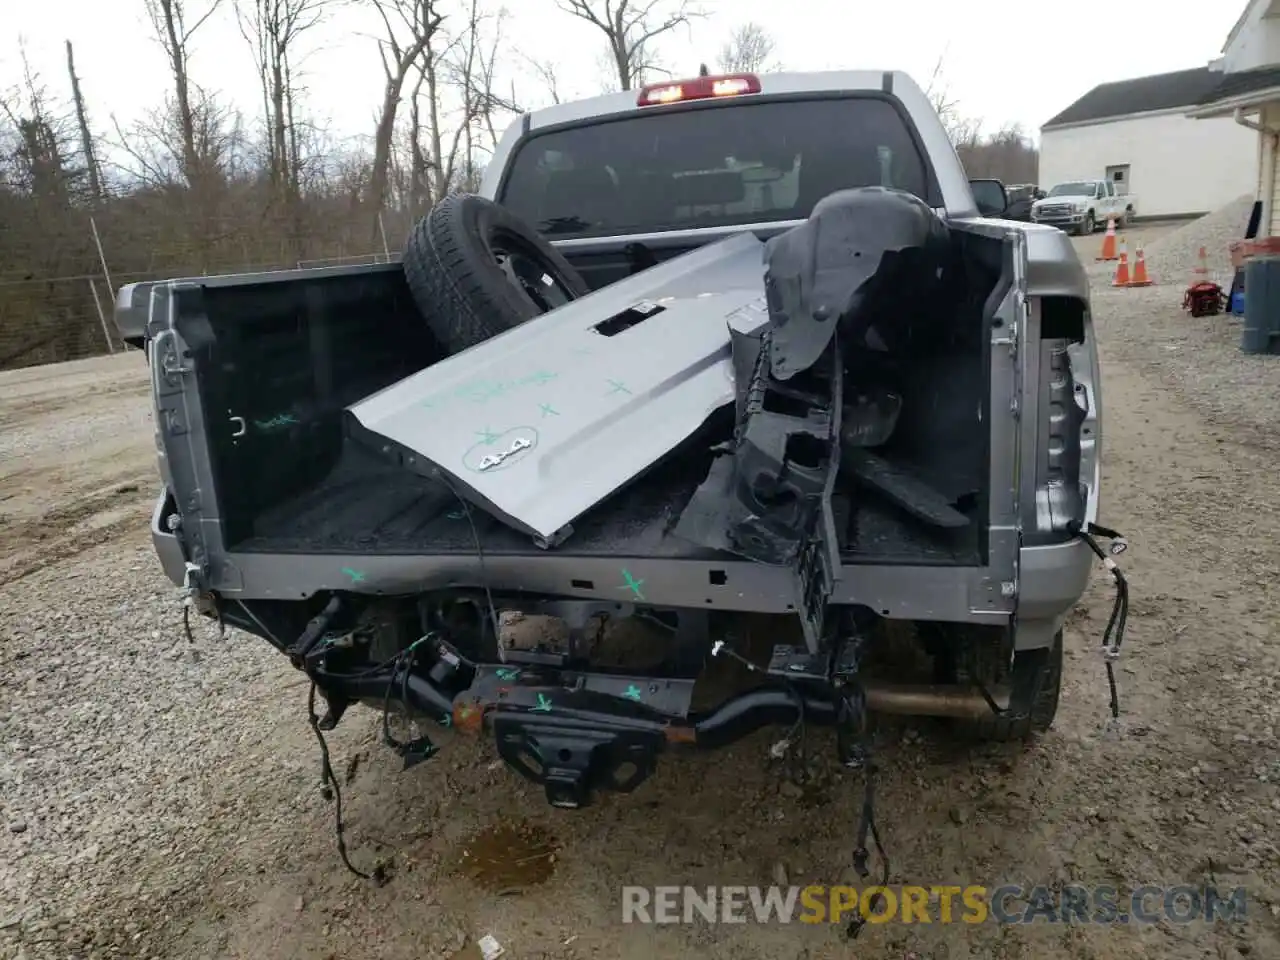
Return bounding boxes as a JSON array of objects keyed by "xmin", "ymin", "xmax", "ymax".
[{"xmin": 232, "ymin": 444, "xmax": 980, "ymax": 564}]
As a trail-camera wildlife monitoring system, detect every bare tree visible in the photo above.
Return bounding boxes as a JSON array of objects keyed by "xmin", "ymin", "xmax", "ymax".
[
  {"xmin": 519, "ymin": 52, "xmax": 563, "ymax": 106},
  {"xmin": 236, "ymin": 0, "xmax": 332, "ymax": 207},
  {"xmin": 923, "ymin": 51, "xmax": 976, "ymax": 144},
  {"xmin": 716, "ymin": 21, "xmax": 777, "ymax": 74},
  {"xmin": 143, "ymin": 0, "xmax": 222, "ymax": 187},
  {"xmin": 446, "ymin": 0, "xmax": 520, "ymax": 182},
  {"xmin": 415, "ymin": 29, "xmax": 467, "ymax": 203},
  {"xmin": 111, "ymin": 86, "xmax": 244, "ymax": 188},
  {"xmin": 0, "ymin": 52, "xmax": 76, "ymax": 204},
  {"xmin": 555, "ymin": 0, "xmax": 702, "ymax": 91},
  {"xmin": 916, "ymin": 49, "xmax": 1036, "ymax": 179},
  {"xmin": 448, "ymin": 0, "xmax": 482, "ymax": 192},
  {"xmin": 956, "ymin": 123, "xmax": 1038, "ymax": 185},
  {"xmin": 407, "ymin": 66, "xmax": 430, "ymax": 210},
  {"xmin": 368, "ymin": 0, "xmax": 444, "ymax": 226},
  {"xmin": 64, "ymin": 41, "xmax": 104, "ymax": 201},
  {"xmin": 455, "ymin": 4, "xmax": 519, "ymax": 155}
]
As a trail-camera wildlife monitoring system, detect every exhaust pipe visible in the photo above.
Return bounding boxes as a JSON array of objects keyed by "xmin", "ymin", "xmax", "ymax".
[
  {"xmin": 863, "ymin": 681, "xmax": 1009, "ymax": 720},
  {"xmin": 686, "ymin": 681, "xmax": 1008, "ymax": 747}
]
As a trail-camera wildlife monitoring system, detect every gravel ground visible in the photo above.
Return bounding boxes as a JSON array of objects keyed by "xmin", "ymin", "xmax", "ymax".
[
  {"xmin": 3, "ymin": 215, "xmax": 1280, "ymax": 960},
  {"xmin": 1071, "ymin": 197, "xmax": 1280, "ymax": 450},
  {"xmin": 0, "ymin": 353, "xmax": 154, "ymax": 585}
]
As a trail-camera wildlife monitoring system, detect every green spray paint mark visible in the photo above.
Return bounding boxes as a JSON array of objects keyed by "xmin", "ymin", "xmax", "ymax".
[
  {"xmin": 619, "ymin": 569, "xmax": 646, "ymax": 601},
  {"xmin": 495, "ymin": 668, "xmax": 521, "ymax": 681},
  {"xmin": 606, "ymin": 379, "xmax": 632, "ymax": 396},
  {"xmin": 254, "ymin": 414, "xmax": 299, "ymax": 431},
  {"xmin": 623, "ymin": 684, "xmax": 643, "ymax": 702},
  {"xmin": 419, "ymin": 370, "xmax": 560, "ymax": 411},
  {"xmin": 539, "ymin": 403, "xmax": 559, "ymax": 418},
  {"xmin": 341, "ymin": 567, "xmax": 366, "ymax": 583},
  {"xmin": 439, "ymin": 712, "xmax": 452, "ymax": 727},
  {"xmin": 532, "ymin": 693, "xmax": 554, "ymax": 713},
  {"xmin": 446, "ymin": 510, "xmax": 466, "ymax": 520},
  {"xmin": 476, "ymin": 427, "xmax": 501, "ymax": 444}
]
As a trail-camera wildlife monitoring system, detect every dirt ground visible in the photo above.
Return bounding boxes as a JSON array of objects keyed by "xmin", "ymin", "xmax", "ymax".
[
  {"xmin": 2, "ymin": 243, "xmax": 1279, "ymax": 960},
  {"xmin": 0, "ymin": 353, "xmax": 155, "ymax": 586}
]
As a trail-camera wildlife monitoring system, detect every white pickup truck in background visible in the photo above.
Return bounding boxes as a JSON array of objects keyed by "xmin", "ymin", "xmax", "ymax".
[{"xmin": 1031, "ymin": 179, "xmax": 1135, "ymax": 235}]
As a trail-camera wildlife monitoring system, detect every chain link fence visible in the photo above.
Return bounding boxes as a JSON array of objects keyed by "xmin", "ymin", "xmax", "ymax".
[{"xmin": 0, "ymin": 207, "xmax": 410, "ymax": 371}]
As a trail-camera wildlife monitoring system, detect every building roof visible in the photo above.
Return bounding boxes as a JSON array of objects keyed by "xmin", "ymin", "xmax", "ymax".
[
  {"xmin": 1222, "ymin": 0, "xmax": 1260, "ymax": 56},
  {"xmin": 1042, "ymin": 67, "xmax": 1224, "ymax": 129},
  {"xmin": 1197, "ymin": 64, "xmax": 1280, "ymax": 105}
]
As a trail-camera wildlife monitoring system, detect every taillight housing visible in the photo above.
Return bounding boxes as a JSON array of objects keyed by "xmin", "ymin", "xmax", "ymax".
[{"xmin": 636, "ymin": 73, "xmax": 762, "ymax": 106}]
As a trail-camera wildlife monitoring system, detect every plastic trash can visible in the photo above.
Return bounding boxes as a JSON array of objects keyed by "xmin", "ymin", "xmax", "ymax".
[{"xmin": 1241, "ymin": 255, "xmax": 1280, "ymax": 354}]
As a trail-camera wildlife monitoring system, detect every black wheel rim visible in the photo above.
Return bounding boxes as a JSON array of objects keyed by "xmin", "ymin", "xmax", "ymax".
[{"xmin": 489, "ymin": 229, "xmax": 577, "ymax": 314}]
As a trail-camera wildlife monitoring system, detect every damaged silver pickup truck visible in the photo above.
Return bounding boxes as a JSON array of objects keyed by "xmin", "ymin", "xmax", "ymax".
[{"xmin": 117, "ymin": 69, "xmax": 1130, "ymax": 894}]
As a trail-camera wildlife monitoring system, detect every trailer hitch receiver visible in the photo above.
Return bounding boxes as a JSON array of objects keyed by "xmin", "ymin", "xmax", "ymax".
[{"xmin": 492, "ymin": 713, "xmax": 665, "ymax": 809}]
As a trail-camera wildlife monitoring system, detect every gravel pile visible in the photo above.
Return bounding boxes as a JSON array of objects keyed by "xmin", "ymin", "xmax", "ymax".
[
  {"xmin": 1144, "ymin": 194, "xmax": 1255, "ymax": 283},
  {"xmin": 1084, "ymin": 195, "xmax": 1254, "ymax": 287},
  {"xmin": 1086, "ymin": 196, "xmax": 1280, "ymax": 448}
]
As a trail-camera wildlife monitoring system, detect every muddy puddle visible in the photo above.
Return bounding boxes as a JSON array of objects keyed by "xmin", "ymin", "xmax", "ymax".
[{"xmin": 457, "ymin": 820, "xmax": 560, "ymax": 894}]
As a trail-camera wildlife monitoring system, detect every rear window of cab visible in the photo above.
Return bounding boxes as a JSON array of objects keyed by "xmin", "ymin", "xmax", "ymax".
[{"xmin": 497, "ymin": 96, "xmax": 937, "ymax": 239}]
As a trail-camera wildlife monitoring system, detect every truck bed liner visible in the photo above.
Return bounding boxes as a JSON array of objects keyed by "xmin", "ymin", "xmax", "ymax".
[{"xmin": 232, "ymin": 441, "xmax": 978, "ymax": 563}]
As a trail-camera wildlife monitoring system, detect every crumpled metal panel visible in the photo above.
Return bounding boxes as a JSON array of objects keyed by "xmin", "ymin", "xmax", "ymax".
[
  {"xmin": 347, "ymin": 232, "xmax": 770, "ymax": 542},
  {"xmin": 764, "ymin": 186, "xmax": 950, "ymax": 380}
]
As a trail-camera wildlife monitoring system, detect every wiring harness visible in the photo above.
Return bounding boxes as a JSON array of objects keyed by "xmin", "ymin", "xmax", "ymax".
[{"xmin": 1068, "ymin": 520, "xmax": 1130, "ymax": 718}]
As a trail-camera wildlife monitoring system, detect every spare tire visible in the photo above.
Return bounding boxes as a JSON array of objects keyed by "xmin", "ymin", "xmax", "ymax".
[{"xmin": 402, "ymin": 194, "xmax": 591, "ymax": 355}]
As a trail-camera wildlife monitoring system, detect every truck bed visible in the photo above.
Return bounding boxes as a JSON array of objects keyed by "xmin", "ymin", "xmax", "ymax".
[
  {"xmin": 232, "ymin": 438, "xmax": 980, "ymax": 564},
  {"xmin": 156, "ymin": 227, "xmax": 995, "ymax": 570}
]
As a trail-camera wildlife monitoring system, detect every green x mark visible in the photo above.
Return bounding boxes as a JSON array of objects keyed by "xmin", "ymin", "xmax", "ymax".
[
  {"xmin": 606, "ymin": 379, "xmax": 632, "ymax": 396},
  {"xmin": 532, "ymin": 693, "xmax": 554, "ymax": 713},
  {"xmin": 254, "ymin": 413, "xmax": 299, "ymax": 431},
  {"xmin": 539, "ymin": 403, "xmax": 559, "ymax": 418},
  {"xmin": 623, "ymin": 684, "xmax": 643, "ymax": 702},
  {"xmin": 495, "ymin": 667, "xmax": 521, "ymax": 681},
  {"xmin": 619, "ymin": 569, "xmax": 646, "ymax": 601},
  {"xmin": 476, "ymin": 427, "xmax": 501, "ymax": 444},
  {"xmin": 340, "ymin": 567, "xmax": 366, "ymax": 583}
]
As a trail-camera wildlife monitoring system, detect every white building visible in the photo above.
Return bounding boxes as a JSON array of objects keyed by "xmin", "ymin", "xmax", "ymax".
[
  {"xmin": 1188, "ymin": 0, "xmax": 1280, "ymax": 236},
  {"xmin": 1040, "ymin": 68, "xmax": 1257, "ymax": 219}
]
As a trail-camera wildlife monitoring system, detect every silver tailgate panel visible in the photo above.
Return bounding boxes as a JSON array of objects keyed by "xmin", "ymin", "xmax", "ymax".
[{"xmin": 348, "ymin": 232, "xmax": 769, "ymax": 541}]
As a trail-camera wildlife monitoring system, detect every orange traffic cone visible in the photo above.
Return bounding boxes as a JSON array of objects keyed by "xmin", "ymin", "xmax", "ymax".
[
  {"xmin": 1190, "ymin": 245, "xmax": 1210, "ymax": 285},
  {"xmin": 1111, "ymin": 243, "xmax": 1130, "ymax": 287},
  {"xmin": 1128, "ymin": 247, "xmax": 1153, "ymax": 287},
  {"xmin": 1096, "ymin": 219, "xmax": 1118, "ymax": 261}
]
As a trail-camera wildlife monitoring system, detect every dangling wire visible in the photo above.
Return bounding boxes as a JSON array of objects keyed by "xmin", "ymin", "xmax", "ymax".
[
  {"xmin": 307, "ymin": 681, "xmax": 373, "ymax": 882},
  {"xmin": 1076, "ymin": 526, "xmax": 1130, "ymax": 718}
]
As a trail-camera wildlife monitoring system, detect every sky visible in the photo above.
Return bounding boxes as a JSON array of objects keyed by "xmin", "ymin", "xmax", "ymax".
[{"xmin": 2, "ymin": 0, "xmax": 1249, "ymax": 157}]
